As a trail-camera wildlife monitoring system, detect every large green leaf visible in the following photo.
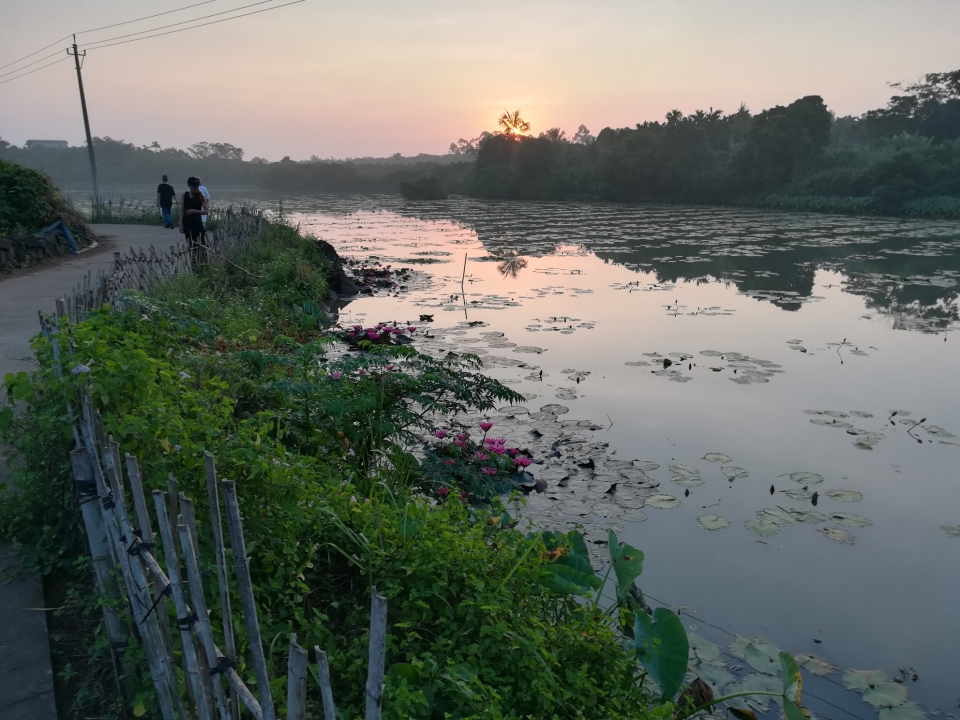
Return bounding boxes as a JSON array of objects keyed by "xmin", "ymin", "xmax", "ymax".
[
  {"xmin": 541, "ymin": 530, "xmax": 600, "ymax": 596},
  {"xmin": 780, "ymin": 652, "xmax": 808, "ymax": 720},
  {"xmin": 608, "ymin": 530, "xmax": 644, "ymax": 602},
  {"xmin": 634, "ymin": 608, "xmax": 689, "ymax": 700}
]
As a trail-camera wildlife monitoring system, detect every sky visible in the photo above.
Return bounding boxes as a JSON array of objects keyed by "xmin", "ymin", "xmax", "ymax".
[{"xmin": 1, "ymin": 0, "xmax": 959, "ymax": 161}]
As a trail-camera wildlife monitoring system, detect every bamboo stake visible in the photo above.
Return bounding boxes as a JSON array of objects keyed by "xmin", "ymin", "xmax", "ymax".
[
  {"xmin": 167, "ymin": 474, "xmax": 180, "ymax": 558},
  {"xmin": 204, "ymin": 453, "xmax": 239, "ymax": 720},
  {"xmin": 178, "ymin": 493, "xmax": 201, "ymax": 566},
  {"xmin": 365, "ymin": 588, "xmax": 388, "ymax": 720},
  {"xmin": 220, "ymin": 480, "xmax": 275, "ymax": 720},
  {"xmin": 178, "ymin": 523, "xmax": 259, "ymax": 720},
  {"xmin": 153, "ymin": 490, "xmax": 213, "ymax": 720},
  {"xmin": 314, "ymin": 647, "xmax": 337, "ymax": 720},
  {"xmin": 286, "ymin": 635, "xmax": 308, "ymax": 720}
]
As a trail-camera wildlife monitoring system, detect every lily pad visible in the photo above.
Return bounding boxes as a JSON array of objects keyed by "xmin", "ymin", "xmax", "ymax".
[
  {"xmin": 818, "ymin": 527, "xmax": 855, "ymax": 545},
  {"xmin": 539, "ymin": 404, "xmax": 569, "ymax": 415},
  {"xmin": 795, "ymin": 654, "xmax": 837, "ymax": 676},
  {"xmin": 687, "ymin": 633, "xmax": 722, "ymax": 663},
  {"xmin": 879, "ymin": 702, "xmax": 928, "ymax": 720},
  {"xmin": 825, "ymin": 490, "xmax": 863, "ymax": 502},
  {"xmin": 829, "ymin": 512, "xmax": 872, "ymax": 527},
  {"xmin": 783, "ymin": 488, "xmax": 814, "ymax": 500},
  {"xmin": 744, "ymin": 517, "xmax": 781, "ymax": 537},
  {"xmin": 633, "ymin": 461, "xmax": 660, "ymax": 472},
  {"xmin": 863, "ymin": 681, "xmax": 908, "ymax": 708},
  {"xmin": 697, "ymin": 514, "xmax": 731, "ymax": 531},
  {"xmin": 786, "ymin": 508, "xmax": 828, "ymax": 524},
  {"xmin": 939, "ymin": 525, "xmax": 960, "ymax": 537},
  {"xmin": 849, "ymin": 411, "xmax": 874, "ymax": 418},
  {"xmin": 668, "ymin": 463, "xmax": 700, "ymax": 477},
  {"xmin": 672, "ymin": 476, "xmax": 706, "ymax": 488},
  {"xmin": 621, "ymin": 509, "xmax": 648, "ymax": 522},
  {"xmin": 703, "ymin": 452, "xmax": 731, "ymax": 463},
  {"xmin": 756, "ymin": 508, "xmax": 797, "ymax": 526},
  {"xmin": 843, "ymin": 669, "xmax": 889, "ymax": 691},
  {"xmin": 788, "ymin": 472, "xmax": 824, "ymax": 485},
  {"xmin": 646, "ymin": 494, "xmax": 681, "ymax": 509},
  {"xmin": 721, "ymin": 466, "xmax": 750, "ymax": 480}
]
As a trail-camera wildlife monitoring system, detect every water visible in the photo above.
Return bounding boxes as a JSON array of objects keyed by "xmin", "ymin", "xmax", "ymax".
[{"xmin": 97, "ymin": 189, "xmax": 960, "ymax": 715}]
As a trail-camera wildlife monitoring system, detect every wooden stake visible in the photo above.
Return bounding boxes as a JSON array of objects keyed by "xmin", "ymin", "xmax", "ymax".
[
  {"xmin": 205, "ymin": 453, "xmax": 239, "ymax": 720},
  {"xmin": 153, "ymin": 490, "xmax": 213, "ymax": 720},
  {"xmin": 365, "ymin": 588, "xmax": 388, "ymax": 720},
  {"xmin": 220, "ymin": 480, "xmax": 275, "ymax": 720},
  {"xmin": 286, "ymin": 634, "xmax": 308, "ymax": 720},
  {"xmin": 314, "ymin": 647, "xmax": 337, "ymax": 720}
]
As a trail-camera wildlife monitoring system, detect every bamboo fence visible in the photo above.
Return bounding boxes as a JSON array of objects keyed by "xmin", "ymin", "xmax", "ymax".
[{"xmin": 39, "ymin": 208, "xmax": 389, "ymax": 720}]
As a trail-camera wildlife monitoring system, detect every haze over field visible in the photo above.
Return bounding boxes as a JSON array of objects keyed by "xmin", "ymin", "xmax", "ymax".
[{"xmin": 2, "ymin": 0, "xmax": 960, "ymax": 160}]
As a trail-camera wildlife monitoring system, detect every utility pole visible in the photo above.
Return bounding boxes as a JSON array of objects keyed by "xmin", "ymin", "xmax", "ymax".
[{"xmin": 67, "ymin": 35, "xmax": 99, "ymax": 202}]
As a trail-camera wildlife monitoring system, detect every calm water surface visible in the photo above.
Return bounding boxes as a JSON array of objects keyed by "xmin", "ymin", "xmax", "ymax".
[{"xmin": 109, "ymin": 190, "xmax": 960, "ymax": 715}]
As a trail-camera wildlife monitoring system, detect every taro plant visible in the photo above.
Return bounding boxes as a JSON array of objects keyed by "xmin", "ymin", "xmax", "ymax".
[{"xmin": 539, "ymin": 528, "xmax": 811, "ymax": 719}]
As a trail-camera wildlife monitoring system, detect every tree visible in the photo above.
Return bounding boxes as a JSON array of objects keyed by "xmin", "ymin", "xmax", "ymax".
[
  {"xmin": 448, "ymin": 138, "xmax": 480, "ymax": 156},
  {"xmin": 538, "ymin": 127, "xmax": 567, "ymax": 142},
  {"xmin": 572, "ymin": 124, "xmax": 595, "ymax": 145},
  {"xmin": 498, "ymin": 110, "xmax": 530, "ymax": 136},
  {"xmin": 188, "ymin": 141, "xmax": 244, "ymax": 161}
]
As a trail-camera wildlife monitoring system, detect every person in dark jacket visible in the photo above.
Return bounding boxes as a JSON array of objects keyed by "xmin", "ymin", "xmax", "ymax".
[
  {"xmin": 179, "ymin": 176, "xmax": 210, "ymax": 263},
  {"xmin": 156, "ymin": 175, "xmax": 178, "ymax": 228}
]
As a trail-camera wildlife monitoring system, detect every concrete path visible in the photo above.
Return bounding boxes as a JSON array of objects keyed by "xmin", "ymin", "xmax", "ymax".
[{"xmin": 0, "ymin": 223, "xmax": 175, "ymax": 719}]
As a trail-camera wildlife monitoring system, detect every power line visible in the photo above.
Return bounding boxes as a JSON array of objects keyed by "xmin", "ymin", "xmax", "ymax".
[
  {"xmin": 75, "ymin": 0, "xmax": 219, "ymax": 36},
  {"xmin": 0, "ymin": 49, "xmax": 65, "ymax": 80},
  {"xmin": 82, "ymin": 0, "xmax": 306, "ymax": 51},
  {"xmin": 0, "ymin": 56, "xmax": 70, "ymax": 87},
  {"xmin": 0, "ymin": 36, "xmax": 70, "ymax": 72},
  {"xmin": 82, "ymin": 0, "xmax": 277, "ymax": 49},
  {"xmin": 0, "ymin": 0, "xmax": 218, "ymax": 73}
]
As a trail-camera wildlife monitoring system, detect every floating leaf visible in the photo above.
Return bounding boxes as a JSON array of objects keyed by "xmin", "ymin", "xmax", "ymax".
[
  {"xmin": 539, "ymin": 403, "xmax": 569, "ymax": 415},
  {"xmin": 789, "ymin": 472, "xmax": 824, "ymax": 485},
  {"xmin": 634, "ymin": 608, "xmax": 689, "ymax": 700},
  {"xmin": 672, "ymin": 476, "xmax": 705, "ymax": 488},
  {"xmin": 744, "ymin": 641, "xmax": 781, "ymax": 675},
  {"xmin": 668, "ymin": 463, "xmax": 700, "ymax": 477},
  {"xmin": 786, "ymin": 508, "xmax": 828, "ymax": 524},
  {"xmin": 819, "ymin": 527, "xmax": 855, "ymax": 545},
  {"xmin": 744, "ymin": 517, "xmax": 780, "ymax": 537},
  {"xmin": 795, "ymin": 654, "xmax": 837, "ymax": 676},
  {"xmin": 633, "ymin": 461, "xmax": 660, "ymax": 472},
  {"xmin": 879, "ymin": 702, "xmax": 928, "ymax": 720},
  {"xmin": 647, "ymin": 494, "xmax": 681, "ymax": 509},
  {"xmin": 939, "ymin": 525, "xmax": 960, "ymax": 537},
  {"xmin": 784, "ymin": 488, "xmax": 814, "ymax": 500},
  {"xmin": 849, "ymin": 411, "xmax": 874, "ymax": 418},
  {"xmin": 863, "ymin": 682, "xmax": 908, "ymax": 708},
  {"xmin": 703, "ymin": 452, "xmax": 731, "ymax": 463},
  {"xmin": 829, "ymin": 512, "xmax": 872, "ymax": 527},
  {"xmin": 697, "ymin": 514, "xmax": 731, "ymax": 531},
  {"xmin": 757, "ymin": 508, "xmax": 796, "ymax": 526},
  {"xmin": 721, "ymin": 466, "xmax": 750, "ymax": 480},
  {"xmin": 687, "ymin": 633, "xmax": 721, "ymax": 663},
  {"xmin": 825, "ymin": 490, "xmax": 863, "ymax": 502},
  {"xmin": 621, "ymin": 509, "xmax": 648, "ymax": 522}
]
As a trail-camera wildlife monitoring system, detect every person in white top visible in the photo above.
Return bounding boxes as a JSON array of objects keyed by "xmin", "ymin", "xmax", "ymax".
[{"xmin": 195, "ymin": 177, "xmax": 211, "ymax": 223}]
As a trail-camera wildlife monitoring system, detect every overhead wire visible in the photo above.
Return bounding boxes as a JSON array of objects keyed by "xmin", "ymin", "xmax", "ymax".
[
  {"xmin": 81, "ymin": 0, "xmax": 306, "ymax": 51},
  {"xmin": 0, "ymin": 56, "xmax": 71, "ymax": 87},
  {"xmin": 81, "ymin": 0, "xmax": 276, "ymax": 49},
  {"xmin": 0, "ymin": 49, "xmax": 65, "ymax": 79},
  {"xmin": 0, "ymin": 0, "xmax": 219, "ymax": 72}
]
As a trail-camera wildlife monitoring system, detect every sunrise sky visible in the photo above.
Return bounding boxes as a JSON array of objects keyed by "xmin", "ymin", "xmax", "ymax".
[{"xmin": 2, "ymin": 0, "xmax": 959, "ymax": 160}]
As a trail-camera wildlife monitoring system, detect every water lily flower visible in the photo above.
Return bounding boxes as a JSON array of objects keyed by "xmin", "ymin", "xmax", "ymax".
[
  {"xmin": 479, "ymin": 421, "xmax": 493, "ymax": 432},
  {"xmin": 331, "ymin": 371, "xmax": 343, "ymax": 379},
  {"xmin": 357, "ymin": 368, "xmax": 367, "ymax": 375},
  {"xmin": 492, "ymin": 446, "xmax": 506, "ymax": 455},
  {"xmin": 434, "ymin": 429, "xmax": 448, "ymax": 439},
  {"xmin": 385, "ymin": 364, "xmax": 395, "ymax": 371},
  {"xmin": 508, "ymin": 448, "xmax": 520, "ymax": 457},
  {"xmin": 475, "ymin": 451, "xmax": 488, "ymax": 460},
  {"xmin": 514, "ymin": 457, "xmax": 532, "ymax": 468},
  {"xmin": 444, "ymin": 458, "xmax": 456, "ymax": 466},
  {"xmin": 407, "ymin": 326, "xmax": 417, "ymax": 333},
  {"xmin": 480, "ymin": 466, "xmax": 498, "ymax": 476},
  {"xmin": 437, "ymin": 487, "xmax": 449, "ymax": 498},
  {"xmin": 456, "ymin": 432, "xmax": 470, "ymax": 441},
  {"xmin": 352, "ymin": 325, "xmax": 363, "ymax": 331},
  {"xmin": 454, "ymin": 440, "xmax": 466, "ymax": 448}
]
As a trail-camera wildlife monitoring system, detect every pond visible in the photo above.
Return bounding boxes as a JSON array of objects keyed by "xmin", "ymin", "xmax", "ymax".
[{"xmin": 100, "ymin": 189, "xmax": 960, "ymax": 716}]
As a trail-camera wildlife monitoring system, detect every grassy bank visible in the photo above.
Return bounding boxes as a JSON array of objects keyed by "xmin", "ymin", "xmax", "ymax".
[{"xmin": 0, "ymin": 218, "xmax": 808, "ymax": 719}]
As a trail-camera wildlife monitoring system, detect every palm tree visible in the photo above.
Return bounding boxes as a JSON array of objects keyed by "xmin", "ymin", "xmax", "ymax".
[{"xmin": 498, "ymin": 110, "xmax": 530, "ymax": 136}]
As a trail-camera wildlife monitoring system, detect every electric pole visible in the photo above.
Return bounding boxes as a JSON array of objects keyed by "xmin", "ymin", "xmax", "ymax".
[{"xmin": 68, "ymin": 35, "xmax": 99, "ymax": 202}]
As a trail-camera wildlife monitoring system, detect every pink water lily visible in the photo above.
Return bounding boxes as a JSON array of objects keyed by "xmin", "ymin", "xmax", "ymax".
[
  {"xmin": 479, "ymin": 421, "xmax": 494, "ymax": 432},
  {"xmin": 454, "ymin": 440, "xmax": 466, "ymax": 448},
  {"xmin": 357, "ymin": 368, "xmax": 367, "ymax": 375},
  {"xmin": 407, "ymin": 326, "xmax": 417, "ymax": 333},
  {"xmin": 475, "ymin": 451, "xmax": 488, "ymax": 460},
  {"xmin": 331, "ymin": 371, "xmax": 343, "ymax": 379},
  {"xmin": 437, "ymin": 487, "xmax": 449, "ymax": 498},
  {"xmin": 434, "ymin": 429, "xmax": 448, "ymax": 439},
  {"xmin": 480, "ymin": 466, "xmax": 498, "ymax": 476},
  {"xmin": 514, "ymin": 457, "xmax": 532, "ymax": 468}
]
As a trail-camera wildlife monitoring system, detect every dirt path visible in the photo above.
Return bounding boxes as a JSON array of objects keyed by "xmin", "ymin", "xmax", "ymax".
[{"xmin": 0, "ymin": 223, "xmax": 177, "ymax": 719}]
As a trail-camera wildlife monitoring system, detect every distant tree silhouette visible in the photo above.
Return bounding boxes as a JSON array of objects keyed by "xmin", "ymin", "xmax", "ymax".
[
  {"xmin": 539, "ymin": 127, "xmax": 567, "ymax": 142},
  {"xmin": 498, "ymin": 110, "xmax": 531, "ymax": 136}
]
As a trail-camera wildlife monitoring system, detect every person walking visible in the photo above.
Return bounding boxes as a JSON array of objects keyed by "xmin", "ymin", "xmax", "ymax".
[
  {"xmin": 179, "ymin": 176, "xmax": 210, "ymax": 264},
  {"xmin": 195, "ymin": 176, "xmax": 211, "ymax": 224},
  {"xmin": 156, "ymin": 174, "xmax": 178, "ymax": 228}
]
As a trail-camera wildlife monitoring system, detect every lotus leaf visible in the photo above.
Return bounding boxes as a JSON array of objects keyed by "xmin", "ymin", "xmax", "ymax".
[
  {"xmin": 829, "ymin": 512, "xmax": 872, "ymax": 527},
  {"xmin": 697, "ymin": 514, "xmax": 731, "ymax": 531},
  {"xmin": 788, "ymin": 472, "xmax": 824, "ymax": 485},
  {"xmin": 703, "ymin": 452, "xmax": 731, "ymax": 463},
  {"xmin": 826, "ymin": 490, "xmax": 863, "ymax": 502},
  {"xmin": 879, "ymin": 702, "xmax": 927, "ymax": 720},
  {"xmin": 939, "ymin": 525, "xmax": 960, "ymax": 537},
  {"xmin": 863, "ymin": 682, "xmax": 908, "ymax": 708},
  {"xmin": 786, "ymin": 508, "xmax": 828, "ymax": 524},
  {"xmin": 647, "ymin": 494, "xmax": 681, "ymax": 509},
  {"xmin": 818, "ymin": 527, "xmax": 855, "ymax": 544},
  {"xmin": 744, "ymin": 517, "xmax": 781, "ymax": 537},
  {"xmin": 757, "ymin": 508, "xmax": 796, "ymax": 526},
  {"xmin": 795, "ymin": 654, "xmax": 837, "ymax": 676}
]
